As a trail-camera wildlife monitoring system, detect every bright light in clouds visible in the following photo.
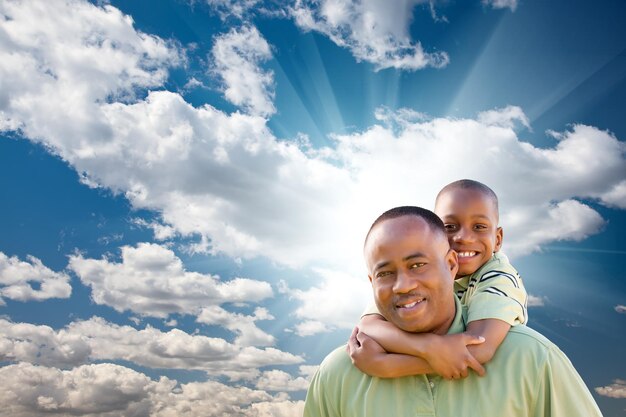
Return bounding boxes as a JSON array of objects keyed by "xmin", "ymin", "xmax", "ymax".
[
  {"xmin": 0, "ymin": 252, "xmax": 71, "ymax": 303},
  {"xmin": 291, "ymin": 0, "xmax": 449, "ymax": 71}
]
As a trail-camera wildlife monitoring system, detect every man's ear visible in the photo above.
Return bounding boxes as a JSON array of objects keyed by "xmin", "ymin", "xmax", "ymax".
[
  {"xmin": 447, "ymin": 248, "xmax": 459, "ymax": 278},
  {"xmin": 368, "ymin": 275, "xmax": 373, "ymax": 284},
  {"xmin": 494, "ymin": 227, "xmax": 503, "ymax": 252}
]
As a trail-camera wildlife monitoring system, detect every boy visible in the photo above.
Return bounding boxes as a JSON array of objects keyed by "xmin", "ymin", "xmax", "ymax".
[{"xmin": 351, "ymin": 179, "xmax": 528, "ymax": 379}]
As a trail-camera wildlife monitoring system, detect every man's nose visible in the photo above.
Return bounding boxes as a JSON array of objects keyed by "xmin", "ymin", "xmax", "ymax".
[{"xmin": 393, "ymin": 269, "xmax": 417, "ymax": 294}]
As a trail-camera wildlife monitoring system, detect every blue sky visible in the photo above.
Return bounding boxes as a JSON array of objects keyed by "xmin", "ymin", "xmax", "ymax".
[{"xmin": 0, "ymin": 0, "xmax": 625, "ymax": 416}]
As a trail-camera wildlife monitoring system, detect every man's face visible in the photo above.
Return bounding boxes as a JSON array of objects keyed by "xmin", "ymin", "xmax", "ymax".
[
  {"xmin": 435, "ymin": 188, "xmax": 503, "ymax": 277},
  {"xmin": 365, "ymin": 216, "xmax": 458, "ymax": 334}
]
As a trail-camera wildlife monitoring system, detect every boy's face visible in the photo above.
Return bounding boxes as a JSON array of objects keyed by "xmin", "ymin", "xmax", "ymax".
[
  {"xmin": 434, "ymin": 188, "xmax": 503, "ymax": 277},
  {"xmin": 364, "ymin": 216, "xmax": 458, "ymax": 335}
]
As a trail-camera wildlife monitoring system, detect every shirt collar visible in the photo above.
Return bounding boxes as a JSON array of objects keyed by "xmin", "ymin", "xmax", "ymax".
[{"xmin": 446, "ymin": 296, "xmax": 467, "ymax": 335}]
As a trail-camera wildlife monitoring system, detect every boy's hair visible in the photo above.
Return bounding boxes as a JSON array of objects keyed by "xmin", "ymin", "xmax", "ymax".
[
  {"xmin": 364, "ymin": 206, "xmax": 446, "ymax": 248},
  {"xmin": 436, "ymin": 179, "xmax": 499, "ymax": 217}
]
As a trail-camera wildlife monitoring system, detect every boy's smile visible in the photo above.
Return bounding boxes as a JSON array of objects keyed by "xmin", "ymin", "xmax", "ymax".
[{"xmin": 435, "ymin": 187, "xmax": 503, "ymax": 277}]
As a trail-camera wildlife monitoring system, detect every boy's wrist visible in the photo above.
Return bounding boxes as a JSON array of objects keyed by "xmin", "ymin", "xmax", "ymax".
[{"xmin": 411, "ymin": 332, "xmax": 439, "ymax": 358}]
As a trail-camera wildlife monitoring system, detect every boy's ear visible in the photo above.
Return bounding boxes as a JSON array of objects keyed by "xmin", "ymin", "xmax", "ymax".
[
  {"xmin": 494, "ymin": 227, "xmax": 503, "ymax": 252},
  {"xmin": 446, "ymin": 248, "xmax": 459, "ymax": 278}
]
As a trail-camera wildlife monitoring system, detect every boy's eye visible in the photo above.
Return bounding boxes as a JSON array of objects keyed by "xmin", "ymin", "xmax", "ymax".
[
  {"xmin": 444, "ymin": 224, "xmax": 458, "ymax": 232},
  {"xmin": 474, "ymin": 224, "xmax": 488, "ymax": 230}
]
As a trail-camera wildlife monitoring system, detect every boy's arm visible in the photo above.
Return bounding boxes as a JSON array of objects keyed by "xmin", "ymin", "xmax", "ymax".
[
  {"xmin": 347, "ymin": 326, "xmax": 433, "ymax": 378},
  {"xmin": 465, "ymin": 318, "xmax": 510, "ymax": 364},
  {"xmin": 357, "ymin": 314, "xmax": 485, "ymax": 379}
]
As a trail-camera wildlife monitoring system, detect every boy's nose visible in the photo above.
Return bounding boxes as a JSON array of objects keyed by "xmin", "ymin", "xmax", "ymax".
[{"xmin": 452, "ymin": 227, "xmax": 474, "ymax": 243}]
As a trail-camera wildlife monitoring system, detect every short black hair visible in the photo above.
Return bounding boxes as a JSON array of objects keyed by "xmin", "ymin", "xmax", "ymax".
[
  {"xmin": 436, "ymin": 179, "xmax": 499, "ymax": 215},
  {"xmin": 364, "ymin": 206, "xmax": 446, "ymax": 248}
]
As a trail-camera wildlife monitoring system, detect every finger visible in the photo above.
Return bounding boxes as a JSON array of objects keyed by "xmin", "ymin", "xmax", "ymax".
[
  {"xmin": 460, "ymin": 368, "xmax": 468, "ymax": 379},
  {"xmin": 356, "ymin": 330, "xmax": 372, "ymax": 345},
  {"xmin": 463, "ymin": 334, "xmax": 485, "ymax": 346},
  {"xmin": 467, "ymin": 355, "xmax": 486, "ymax": 377},
  {"xmin": 350, "ymin": 327, "xmax": 360, "ymax": 347}
]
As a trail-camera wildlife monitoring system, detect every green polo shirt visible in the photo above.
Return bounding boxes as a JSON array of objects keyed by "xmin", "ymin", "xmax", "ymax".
[
  {"xmin": 454, "ymin": 252, "xmax": 528, "ymax": 325},
  {"xmin": 304, "ymin": 298, "xmax": 602, "ymax": 417}
]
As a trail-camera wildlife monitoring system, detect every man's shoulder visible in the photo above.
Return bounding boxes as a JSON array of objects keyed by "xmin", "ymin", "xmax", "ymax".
[
  {"xmin": 317, "ymin": 345, "xmax": 354, "ymax": 376},
  {"xmin": 499, "ymin": 324, "xmax": 560, "ymax": 360}
]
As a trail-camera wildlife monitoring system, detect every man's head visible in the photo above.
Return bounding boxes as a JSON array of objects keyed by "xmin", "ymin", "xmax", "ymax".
[
  {"xmin": 434, "ymin": 179, "xmax": 503, "ymax": 277},
  {"xmin": 364, "ymin": 206, "xmax": 459, "ymax": 334}
]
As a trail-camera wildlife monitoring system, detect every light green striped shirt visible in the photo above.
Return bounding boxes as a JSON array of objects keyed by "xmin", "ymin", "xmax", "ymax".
[{"xmin": 305, "ymin": 298, "xmax": 602, "ymax": 417}]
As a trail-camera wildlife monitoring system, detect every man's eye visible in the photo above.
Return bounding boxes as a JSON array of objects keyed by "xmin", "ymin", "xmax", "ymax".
[
  {"xmin": 376, "ymin": 271, "xmax": 392, "ymax": 279},
  {"xmin": 409, "ymin": 262, "xmax": 426, "ymax": 269}
]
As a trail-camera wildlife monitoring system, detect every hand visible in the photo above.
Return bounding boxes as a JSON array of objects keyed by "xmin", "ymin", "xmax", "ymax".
[
  {"xmin": 346, "ymin": 327, "xmax": 389, "ymax": 377},
  {"xmin": 423, "ymin": 333, "xmax": 486, "ymax": 379}
]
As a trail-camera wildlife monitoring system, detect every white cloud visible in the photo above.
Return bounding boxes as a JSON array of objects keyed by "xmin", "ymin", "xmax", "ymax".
[
  {"xmin": 197, "ymin": 305, "xmax": 276, "ymax": 346},
  {"xmin": 211, "ymin": 26, "xmax": 276, "ymax": 116},
  {"xmin": 615, "ymin": 305, "xmax": 626, "ymax": 314},
  {"xmin": 291, "ymin": 0, "xmax": 449, "ymax": 71},
  {"xmin": 0, "ymin": 252, "xmax": 71, "ymax": 303},
  {"xmin": 483, "ymin": 0, "xmax": 518, "ymax": 11},
  {"xmin": 0, "ymin": 317, "xmax": 303, "ymax": 379},
  {"xmin": 527, "ymin": 294, "xmax": 546, "ymax": 307},
  {"xmin": 0, "ymin": 319, "xmax": 90, "ymax": 367},
  {"xmin": 0, "ymin": 0, "xmax": 181, "ymax": 143},
  {"xmin": 0, "ymin": 362, "xmax": 305, "ymax": 417},
  {"xmin": 68, "ymin": 242, "xmax": 273, "ymax": 319},
  {"xmin": 205, "ymin": 0, "xmax": 262, "ymax": 20},
  {"xmin": 595, "ymin": 379, "xmax": 626, "ymax": 399},
  {"xmin": 293, "ymin": 320, "xmax": 331, "ymax": 337},
  {"xmin": 477, "ymin": 105, "xmax": 530, "ymax": 130},
  {"xmin": 255, "ymin": 369, "xmax": 310, "ymax": 391},
  {"xmin": 0, "ymin": 362, "xmax": 158, "ymax": 416}
]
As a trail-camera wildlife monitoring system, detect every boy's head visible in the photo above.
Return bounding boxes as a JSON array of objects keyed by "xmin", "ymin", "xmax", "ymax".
[{"xmin": 434, "ymin": 179, "xmax": 502, "ymax": 277}]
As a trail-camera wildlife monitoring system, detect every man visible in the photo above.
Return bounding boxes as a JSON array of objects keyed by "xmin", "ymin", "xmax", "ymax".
[{"xmin": 304, "ymin": 206, "xmax": 602, "ymax": 417}]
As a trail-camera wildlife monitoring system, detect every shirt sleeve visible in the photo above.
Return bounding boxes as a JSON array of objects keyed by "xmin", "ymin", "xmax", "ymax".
[
  {"xmin": 361, "ymin": 302, "xmax": 382, "ymax": 317},
  {"xmin": 532, "ymin": 346, "xmax": 603, "ymax": 417},
  {"xmin": 465, "ymin": 269, "xmax": 528, "ymax": 325}
]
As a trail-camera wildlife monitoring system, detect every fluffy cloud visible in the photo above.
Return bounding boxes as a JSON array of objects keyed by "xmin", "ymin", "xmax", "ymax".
[
  {"xmin": 68, "ymin": 243, "xmax": 273, "ymax": 319},
  {"xmin": 0, "ymin": 252, "xmax": 71, "ymax": 303},
  {"xmin": 0, "ymin": 317, "xmax": 303, "ymax": 379},
  {"xmin": 595, "ymin": 379, "xmax": 626, "ymax": 399},
  {"xmin": 527, "ymin": 294, "xmax": 546, "ymax": 307},
  {"xmin": 291, "ymin": 0, "xmax": 449, "ymax": 71},
  {"xmin": 0, "ymin": 362, "xmax": 304, "ymax": 417},
  {"xmin": 0, "ymin": 0, "xmax": 180, "ymax": 141},
  {"xmin": 255, "ymin": 369, "xmax": 310, "ymax": 391},
  {"xmin": 0, "ymin": 362, "xmax": 156, "ymax": 416},
  {"xmin": 483, "ymin": 0, "xmax": 518, "ymax": 11},
  {"xmin": 0, "ymin": 319, "xmax": 90, "ymax": 367},
  {"xmin": 205, "ymin": 0, "xmax": 262, "ymax": 20},
  {"xmin": 197, "ymin": 305, "xmax": 276, "ymax": 346},
  {"xmin": 211, "ymin": 25, "xmax": 276, "ymax": 116}
]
